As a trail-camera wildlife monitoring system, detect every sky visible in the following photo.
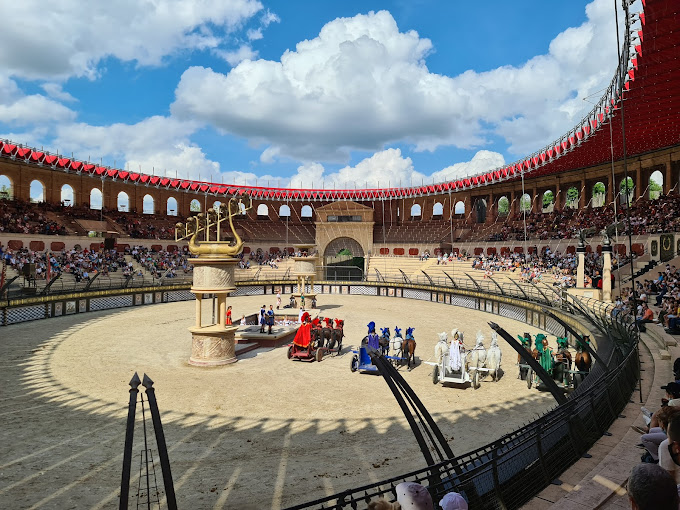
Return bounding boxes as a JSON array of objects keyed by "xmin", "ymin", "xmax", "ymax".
[{"xmin": 0, "ymin": 0, "xmax": 637, "ymax": 190}]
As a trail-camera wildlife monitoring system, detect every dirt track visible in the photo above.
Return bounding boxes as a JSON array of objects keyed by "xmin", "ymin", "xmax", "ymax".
[{"xmin": 0, "ymin": 294, "xmax": 556, "ymax": 509}]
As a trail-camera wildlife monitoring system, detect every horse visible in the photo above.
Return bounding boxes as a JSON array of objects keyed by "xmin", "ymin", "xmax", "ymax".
[
  {"xmin": 434, "ymin": 332, "xmax": 448, "ymax": 363},
  {"xmin": 379, "ymin": 327, "xmax": 391, "ymax": 356},
  {"xmin": 330, "ymin": 319, "xmax": 344, "ymax": 352},
  {"xmin": 319, "ymin": 317, "xmax": 335, "ymax": 348},
  {"xmin": 573, "ymin": 335, "xmax": 592, "ymax": 387},
  {"xmin": 486, "ymin": 331, "xmax": 502, "ymax": 381},
  {"xmin": 390, "ymin": 326, "xmax": 404, "ymax": 363},
  {"xmin": 467, "ymin": 330, "xmax": 487, "ymax": 375},
  {"xmin": 517, "ymin": 333, "xmax": 532, "ymax": 380},
  {"xmin": 401, "ymin": 327, "xmax": 417, "ymax": 370},
  {"xmin": 553, "ymin": 336, "xmax": 572, "ymax": 385}
]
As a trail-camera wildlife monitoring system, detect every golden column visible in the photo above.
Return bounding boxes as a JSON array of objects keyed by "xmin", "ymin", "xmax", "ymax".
[{"xmin": 175, "ymin": 195, "xmax": 252, "ymax": 366}]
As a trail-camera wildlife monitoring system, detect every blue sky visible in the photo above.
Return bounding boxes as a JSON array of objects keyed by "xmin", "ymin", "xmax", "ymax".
[{"xmin": 0, "ymin": 0, "xmax": 637, "ymax": 189}]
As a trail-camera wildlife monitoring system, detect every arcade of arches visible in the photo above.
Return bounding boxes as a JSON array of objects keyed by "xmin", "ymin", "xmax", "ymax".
[{"xmin": 0, "ymin": 145, "xmax": 679, "ymax": 229}]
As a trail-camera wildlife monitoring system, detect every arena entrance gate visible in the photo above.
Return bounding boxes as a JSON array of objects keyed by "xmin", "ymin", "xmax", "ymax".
[{"xmin": 323, "ymin": 237, "xmax": 364, "ymax": 281}]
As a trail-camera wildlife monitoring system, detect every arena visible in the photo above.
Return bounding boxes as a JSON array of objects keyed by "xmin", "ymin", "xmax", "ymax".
[
  {"xmin": 1, "ymin": 295, "xmax": 558, "ymax": 509},
  {"xmin": 1, "ymin": 0, "xmax": 679, "ymax": 509}
]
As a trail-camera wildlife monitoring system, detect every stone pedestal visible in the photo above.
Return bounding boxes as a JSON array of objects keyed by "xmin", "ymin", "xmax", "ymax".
[
  {"xmin": 602, "ymin": 245, "xmax": 612, "ymax": 302},
  {"xmin": 189, "ymin": 257, "xmax": 238, "ymax": 366},
  {"xmin": 576, "ymin": 247, "xmax": 586, "ymax": 288},
  {"xmin": 189, "ymin": 325, "xmax": 238, "ymax": 366}
]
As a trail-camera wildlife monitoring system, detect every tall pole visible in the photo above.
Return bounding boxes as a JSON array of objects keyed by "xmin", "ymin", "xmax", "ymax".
[
  {"xmin": 521, "ymin": 169, "xmax": 527, "ymax": 258},
  {"xmin": 614, "ymin": 0, "xmax": 642, "ymax": 403}
]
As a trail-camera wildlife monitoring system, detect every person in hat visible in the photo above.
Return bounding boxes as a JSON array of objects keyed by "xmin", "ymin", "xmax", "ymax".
[
  {"xmin": 366, "ymin": 321, "xmax": 380, "ymax": 350},
  {"xmin": 395, "ymin": 482, "xmax": 433, "ymax": 510},
  {"xmin": 439, "ymin": 492, "xmax": 468, "ymax": 510}
]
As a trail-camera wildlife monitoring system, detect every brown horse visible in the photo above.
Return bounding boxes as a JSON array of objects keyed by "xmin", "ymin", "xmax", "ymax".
[
  {"xmin": 574, "ymin": 336, "xmax": 592, "ymax": 386},
  {"xmin": 401, "ymin": 327, "xmax": 417, "ymax": 370}
]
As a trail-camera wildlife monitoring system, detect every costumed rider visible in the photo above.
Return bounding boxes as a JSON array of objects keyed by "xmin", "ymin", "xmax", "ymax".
[
  {"xmin": 292, "ymin": 312, "xmax": 313, "ymax": 349},
  {"xmin": 366, "ymin": 321, "xmax": 380, "ymax": 351},
  {"xmin": 535, "ymin": 333, "xmax": 553, "ymax": 374},
  {"xmin": 449, "ymin": 329, "xmax": 465, "ymax": 373}
]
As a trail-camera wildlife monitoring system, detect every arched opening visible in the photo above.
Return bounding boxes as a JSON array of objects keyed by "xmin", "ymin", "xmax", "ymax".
[
  {"xmin": 0, "ymin": 174, "xmax": 12, "ymax": 200},
  {"xmin": 90, "ymin": 188, "xmax": 102, "ymax": 210},
  {"xmin": 257, "ymin": 203, "xmax": 269, "ymax": 218},
  {"xmin": 542, "ymin": 190, "xmax": 554, "ymax": 213},
  {"xmin": 475, "ymin": 198, "xmax": 487, "ymax": 223},
  {"xmin": 619, "ymin": 177, "xmax": 634, "ymax": 207},
  {"xmin": 410, "ymin": 203, "xmax": 422, "ymax": 220},
  {"xmin": 323, "ymin": 237, "xmax": 365, "ymax": 281},
  {"xmin": 239, "ymin": 202, "xmax": 246, "ymax": 215},
  {"xmin": 497, "ymin": 196, "xmax": 509, "ymax": 216},
  {"xmin": 566, "ymin": 186, "xmax": 579, "ymax": 209},
  {"xmin": 279, "ymin": 204, "xmax": 291, "ymax": 218},
  {"xmin": 213, "ymin": 200, "xmax": 222, "ymax": 211},
  {"xmin": 454, "ymin": 201, "xmax": 465, "ymax": 215},
  {"xmin": 143, "ymin": 194, "xmax": 154, "ymax": 215},
  {"xmin": 61, "ymin": 184, "xmax": 74, "ymax": 206},
  {"xmin": 301, "ymin": 205, "xmax": 313, "ymax": 220},
  {"xmin": 117, "ymin": 192, "xmax": 129, "ymax": 212},
  {"xmin": 167, "ymin": 197, "xmax": 178, "ymax": 216},
  {"xmin": 190, "ymin": 199, "xmax": 201, "ymax": 212},
  {"xmin": 30, "ymin": 180, "xmax": 45, "ymax": 203},
  {"xmin": 649, "ymin": 170, "xmax": 663, "ymax": 200},
  {"xmin": 432, "ymin": 202, "xmax": 443, "ymax": 219},
  {"xmin": 592, "ymin": 181, "xmax": 606, "ymax": 208},
  {"xmin": 520, "ymin": 193, "xmax": 531, "ymax": 212}
]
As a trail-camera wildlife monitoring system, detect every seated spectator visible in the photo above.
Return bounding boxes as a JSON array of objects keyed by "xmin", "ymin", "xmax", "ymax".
[
  {"xmin": 626, "ymin": 463, "xmax": 678, "ymax": 509},
  {"xmin": 439, "ymin": 492, "xmax": 468, "ymax": 510},
  {"xmin": 395, "ymin": 482, "xmax": 433, "ymax": 510},
  {"xmin": 659, "ymin": 413, "xmax": 680, "ymax": 486},
  {"xmin": 638, "ymin": 406, "xmax": 680, "ymax": 463}
]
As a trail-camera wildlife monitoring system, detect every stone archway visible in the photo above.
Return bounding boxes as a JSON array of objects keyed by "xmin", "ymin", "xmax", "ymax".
[{"xmin": 323, "ymin": 237, "xmax": 365, "ymax": 281}]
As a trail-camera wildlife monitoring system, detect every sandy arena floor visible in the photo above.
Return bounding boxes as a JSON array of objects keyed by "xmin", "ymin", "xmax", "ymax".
[{"xmin": 0, "ymin": 294, "xmax": 558, "ymax": 509}]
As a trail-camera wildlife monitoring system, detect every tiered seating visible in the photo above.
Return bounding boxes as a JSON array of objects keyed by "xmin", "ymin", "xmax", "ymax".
[
  {"xmin": 235, "ymin": 258, "xmax": 296, "ymax": 281},
  {"xmin": 375, "ymin": 221, "xmax": 452, "ymax": 243},
  {"xmin": 235, "ymin": 219, "xmax": 315, "ymax": 244}
]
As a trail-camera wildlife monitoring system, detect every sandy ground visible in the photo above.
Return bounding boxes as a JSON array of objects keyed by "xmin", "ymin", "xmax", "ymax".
[{"xmin": 0, "ymin": 294, "xmax": 558, "ymax": 509}]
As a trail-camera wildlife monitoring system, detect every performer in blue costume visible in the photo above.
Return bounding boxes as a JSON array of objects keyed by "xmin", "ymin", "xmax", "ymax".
[{"xmin": 366, "ymin": 321, "xmax": 380, "ymax": 350}]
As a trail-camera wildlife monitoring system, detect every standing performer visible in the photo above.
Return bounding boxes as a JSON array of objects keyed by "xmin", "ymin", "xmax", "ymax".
[
  {"xmin": 276, "ymin": 290, "xmax": 282, "ymax": 310},
  {"xmin": 225, "ymin": 305, "xmax": 232, "ymax": 325},
  {"xmin": 266, "ymin": 305, "xmax": 275, "ymax": 334},
  {"xmin": 259, "ymin": 304, "xmax": 266, "ymax": 333},
  {"xmin": 366, "ymin": 321, "xmax": 380, "ymax": 350}
]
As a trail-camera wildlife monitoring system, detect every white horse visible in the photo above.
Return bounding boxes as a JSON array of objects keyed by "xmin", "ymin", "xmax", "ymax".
[
  {"xmin": 466, "ymin": 330, "xmax": 487, "ymax": 371},
  {"xmin": 390, "ymin": 327, "xmax": 404, "ymax": 357},
  {"xmin": 434, "ymin": 332, "xmax": 448, "ymax": 363},
  {"xmin": 486, "ymin": 331, "xmax": 502, "ymax": 381}
]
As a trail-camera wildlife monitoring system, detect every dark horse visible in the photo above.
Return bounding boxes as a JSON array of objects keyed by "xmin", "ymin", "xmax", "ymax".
[
  {"xmin": 379, "ymin": 327, "xmax": 391, "ymax": 356},
  {"xmin": 319, "ymin": 317, "xmax": 334, "ymax": 348},
  {"xmin": 553, "ymin": 336, "xmax": 572, "ymax": 385},
  {"xmin": 573, "ymin": 335, "xmax": 592, "ymax": 387},
  {"xmin": 401, "ymin": 327, "xmax": 417, "ymax": 370}
]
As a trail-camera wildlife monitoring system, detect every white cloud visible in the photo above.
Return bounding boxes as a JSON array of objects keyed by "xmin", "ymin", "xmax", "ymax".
[
  {"xmin": 173, "ymin": 0, "xmax": 626, "ymax": 163},
  {"xmin": 285, "ymin": 148, "xmax": 503, "ymax": 189},
  {"xmin": 0, "ymin": 76, "xmax": 76, "ymax": 126},
  {"xmin": 216, "ymin": 44, "xmax": 259, "ymax": 66},
  {"xmin": 261, "ymin": 9, "xmax": 280, "ymax": 27},
  {"xmin": 41, "ymin": 83, "xmax": 77, "ymax": 103},
  {"xmin": 247, "ymin": 28, "xmax": 263, "ymax": 41},
  {"xmin": 0, "ymin": 0, "xmax": 264, "ymax": 80},
  {"xmin": 52, "ymin": 116, "xmax": 220, "ymax": 180}
]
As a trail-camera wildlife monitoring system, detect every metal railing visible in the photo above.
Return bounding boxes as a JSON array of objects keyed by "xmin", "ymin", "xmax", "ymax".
[{"xmin": 1, "ymin": 272, "xmax": 193, "ymax": 301}]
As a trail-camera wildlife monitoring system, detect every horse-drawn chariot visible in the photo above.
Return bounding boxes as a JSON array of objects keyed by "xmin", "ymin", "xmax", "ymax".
[
  {"xmin": 518, "ymin": 333, "xmax": 591, "ymax": 391},
  {"xmin": 429, "ymin": 330, "xmax": 496, "ymax": 389},
  {"xmin": 350, "ymin": 322, "xmax": 407, "ymax": 374},
  {"xmin": 287, "ymin": 314, "xmax": 344, "ymax": 362}
]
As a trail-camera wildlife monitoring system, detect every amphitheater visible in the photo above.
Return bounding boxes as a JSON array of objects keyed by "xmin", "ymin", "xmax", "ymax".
[{"xmin": 1, "ymin": 1, "xmax": 680, "ymax": 509}]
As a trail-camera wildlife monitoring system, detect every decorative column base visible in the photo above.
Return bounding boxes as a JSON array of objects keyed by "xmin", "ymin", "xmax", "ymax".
[{"xmin": 188, "ymin": 325, "xmax": 238, "ymax": 366}]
